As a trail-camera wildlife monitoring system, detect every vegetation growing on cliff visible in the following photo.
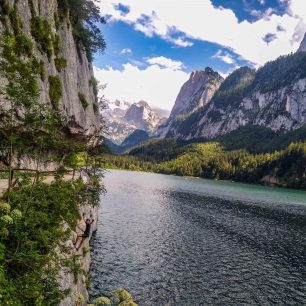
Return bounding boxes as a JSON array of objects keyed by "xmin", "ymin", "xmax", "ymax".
[
  {"xmin": 79, "ymin": 92, "xmax": 89, "ymax": 109},
  {"xmin": 0, "ymin": 2, "xmax": 106, "ymax": 305},
  {"xmin": 49, "ymin": 75, "xmax": 63, "ymax": 109},
  {"xmin": 57, "ymin": 0, "xmax": 106, "ymax": 62},
  {"xmin": 30, "ymin": 16, "xmax": 54, "ymax": 58},
  {"xmin": 0, "ymin": 179, "xmax": 88, "ymax": 304}
]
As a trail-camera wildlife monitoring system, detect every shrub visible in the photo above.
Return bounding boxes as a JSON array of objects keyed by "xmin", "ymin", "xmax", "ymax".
[
  {"xmin": 78, "ymin": 92, "xmax": 89, "ymax": 109},
  {"xmin": 49, "ymin": 75, "xmax": 63, "ymax": 109},
  {"xmin": 30, "ymin": 16, "xmax": 53, "ymax": 58},
  {"xmin": 0, "ymin": 180, "xmax": 87, "ymax": 305},
  {"xmin": 54, "ymin": 56, "xmax": 67, "ymax": 71},
  {"xmin": 15, "ymin": 33, "xmax": 33, "ymax": 56},
  {"xmin": 57, "ymin": 0, "xmax": 106, "ymax": 62},
  {"xmin": 93, "ymin": 102, "xmax": 98, "ymax": 113},
  {"xmin": 53, "ymin": 34, "xmax": 61, "ymax": 56},
  {"xmin": 89, "ymin": 76, "xmax": 98, "ymax": 102},
  {"xmin": 31, "ymin": 57, "xmax": 45, "ymax": 80}
]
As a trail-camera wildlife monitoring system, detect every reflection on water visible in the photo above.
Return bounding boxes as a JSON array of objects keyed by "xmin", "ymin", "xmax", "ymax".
[{"xmin": 89, "ymin": 170, "xmax": 306, "ymax": 306}]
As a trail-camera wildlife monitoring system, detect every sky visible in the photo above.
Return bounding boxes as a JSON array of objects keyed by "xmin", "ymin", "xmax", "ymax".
[{"xmin": 93, "ymin": 0, "xmax": 306, "ymax": 111}]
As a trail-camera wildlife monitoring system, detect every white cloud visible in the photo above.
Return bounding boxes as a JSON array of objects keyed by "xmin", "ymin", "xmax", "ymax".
[
  {"xmin": 212, "ymin": 50, "xmax": 235, "ymax": 65},
  {"xmin": 146, "ymin": 56, "xmax": 183, "ymax": 70},
  {"xmin": 94, "ymin": 63, "xmax": 189, "ymax": 110},
  {"xmin": 98, "ymin": 0, "xmax": 306, "ymax": 66},
  {"xmin": 120, "ymin": 48, "xmax": 132, "ymax": 54}
]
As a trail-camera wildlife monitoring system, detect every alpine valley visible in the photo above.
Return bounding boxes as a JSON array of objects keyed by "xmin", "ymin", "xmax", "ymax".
[{"xmin": 103, "ymin": 35, "xmax": 306, "ymax": 189}]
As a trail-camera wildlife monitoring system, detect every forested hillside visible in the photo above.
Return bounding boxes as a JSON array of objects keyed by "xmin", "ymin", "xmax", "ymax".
[
  {"xmin": 102, "ymin": 140, "xmax": 306, "ymax": 189},
  {"xmin": 102, "ymin": 125, "xmax": 306, "ymax": 189}
]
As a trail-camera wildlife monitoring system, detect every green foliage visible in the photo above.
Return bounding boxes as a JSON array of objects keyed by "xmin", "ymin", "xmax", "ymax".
[
  {"xmin": 57, "ymin": 0, "xmax": 106, "ymax": 61},
  {"xmin": 0, "ymin": 4, "xmax": 106, "ymax": 305},
  {"xmin": 93, "ymin": 296, "xmax": 111, "ymax": 305},
  {"xmin": 0, "ymin": 179, "xmax": 89, "ymax": 305},
  {"xmin": 104, "ymin": 139, "xmax": 306, "ymax": 189},
  {"xmin": 55, "ymin": 56, "xmax": 68, "ymax": 71},
  {"xmin": 0, "ymin": 33, "xmax": 39, "ymax": 110},
  {"xmin": 49, "ymin": 75, "xmax": 63, "ymax": 109},
  {"xmin": 216, "ymin": 124, "xmax": 306, "ymax": 153},
  {"xmin": 30, "ymin": 16, "xmax": 54, "ymax": 58},
  {"xmin": 64, "ymin": 152, "xmax": 87, "ymax": 171},
  {"xmin": 89, "ymin": 76, "xmax": 99, "ymax": 103},
  {"xmin": 79, "ymin": 92, "xmax": 89, "ymax": 109},
  {"xmin": 90, "ymin": 288, "xmax": 138, "ymax": 306},
  {"xmin": 53, "ymin": 34, "xmax": 61, "ymax": 56},
  {"xmin": 251, "ymin": 52, "xmax": 306, "ymax": 93},
  {"xmin": 210, "ymin": 67, "xmax": 256, "ymax": 109},
  {"xmin": 4, "ymin": 4, "xmax": 24, "ymax": 34},
  {"xmin": 15, "ymin": 33, "xmax": 33, "ymax": 56},
  {"xmin": 54, "ymin": 12, "xmax": 60, "ymax": 30},
  {"xmin": 128, "ymin": 138, "xmax": 185, "ymax": 162},
  {"xmin": 31, "ymin": 58, "xmax": 45, "ymax": 80},
  {"xmin": 112, "ymin": 288, "xmax": 138, "ymax": 306}
]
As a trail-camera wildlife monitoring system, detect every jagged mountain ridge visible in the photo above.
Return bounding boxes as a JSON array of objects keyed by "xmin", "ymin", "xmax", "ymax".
[
  {"xmin": 157, "ymin": 67, "xmax": 223, "ymax": 137},
  {"xmin": 102, "ymin": 100, "xmax": 166, "ymax": 143},
  {"xmin": 161, "ymin": 49, "xmax": 306, "ymax": 140}
]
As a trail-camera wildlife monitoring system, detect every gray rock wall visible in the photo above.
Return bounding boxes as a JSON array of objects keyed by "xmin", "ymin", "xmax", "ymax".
[
  {"xmin": 156, "ymin": 68, "xmax": 223, "ymax": 138},
  {"xmin": 58, "ymin": 204, "xmax": 98, "ymax": 306},
  {"xmin": 3, "ymin": 0, "xmax": 100, "ymax": 139}
]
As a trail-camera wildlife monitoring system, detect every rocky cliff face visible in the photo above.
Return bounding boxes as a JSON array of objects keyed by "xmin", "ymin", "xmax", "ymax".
[
  {"xmin": 0, "ymin": 0, "xmax": 100, "ymax": 141},
  {"xmin": 156, "ymin": 67, "xmax": 223, "ymax": 137},
  {"xmin": 297, "ymin": 33, "xmax": 306, "ymax": 52},
  {"xmin": 1, "ymin": 2, "xmax": 101, "ymax": 305},
  {"xmin": 59, "ymin": 202, "xmax": 98, "ymax": 306},
  {"xmin": 173, "ymin": 53, "xmax": 306, "ymax": 140},
  {"xmin": 102, "ymin": 100, "xmax": 165, "ymax": 143},
  {"xmin": 124, "ymin": 101, "xmax": 161, "ymax": 132}
]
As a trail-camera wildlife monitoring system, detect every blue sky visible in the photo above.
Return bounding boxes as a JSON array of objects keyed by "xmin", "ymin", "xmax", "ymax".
[{"xmin": 94, "ymin": 0, "xmax": 306, "ymax": 111}]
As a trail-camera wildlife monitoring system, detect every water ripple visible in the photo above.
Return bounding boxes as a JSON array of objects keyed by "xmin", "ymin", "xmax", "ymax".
[{"xmin": 89, "ymin": 170, "xmax": 306, "ymax": 306}]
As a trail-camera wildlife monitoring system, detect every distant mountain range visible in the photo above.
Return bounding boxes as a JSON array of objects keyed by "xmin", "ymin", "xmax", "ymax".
[
  {"xmin": 104, "ymin": 34, "xmax": 306, "ymax": 152},
  {"xmin": 102, "ymin": 100, "xmax": 168, "ymax": 144},
  {"xmin": 156, "ymin": 35, "xmax": 306, "ymax": 141}
]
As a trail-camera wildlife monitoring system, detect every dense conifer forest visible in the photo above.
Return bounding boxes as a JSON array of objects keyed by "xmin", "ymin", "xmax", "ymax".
[{"xmin": 101, "ymin": 126, "xmax": 306, "ymax": 189}]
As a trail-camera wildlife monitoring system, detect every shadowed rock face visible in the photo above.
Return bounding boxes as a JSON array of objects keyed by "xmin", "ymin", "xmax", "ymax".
[
  {"xmin": 1, "ymin": 0, "xmax": 101, "ymax": 142},
  {"xmin": 170, "ymin": 68, "xmax": 224, "ymax": 119},
  {"xmin": 156, "ymin": 67, "xmax": 224, "ymax": 137},
  {"xmin": 297, "ymin": 33, "xmax": 306, "ymax": 52}
]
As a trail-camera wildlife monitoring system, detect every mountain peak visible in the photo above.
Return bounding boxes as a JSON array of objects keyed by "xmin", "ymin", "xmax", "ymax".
[
  {"xmin": 156, "ymin": 67, "xmax": 223, "ymax": 137},
  {"xmin": 135, "ymin": 100, "xmax": 150, "ymax": 108},
  {"xmin": 190, "ymin": 67, "xmax": 220, "ymax": 80},
  {"xmin": 297, "ymin": 33, "xmax": 306, "ymax": 52}
]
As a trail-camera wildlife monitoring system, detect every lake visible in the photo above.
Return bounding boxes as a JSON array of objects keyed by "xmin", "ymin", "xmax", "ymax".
[{"xmin": 89, "ymin": 169, "xmax": 306, "ymax": 305}]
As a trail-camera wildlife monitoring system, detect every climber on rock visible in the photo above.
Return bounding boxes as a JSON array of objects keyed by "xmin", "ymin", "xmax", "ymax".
[{"xmin": 74, "ymin": 213, "xmax": 94, "ymax": 251}]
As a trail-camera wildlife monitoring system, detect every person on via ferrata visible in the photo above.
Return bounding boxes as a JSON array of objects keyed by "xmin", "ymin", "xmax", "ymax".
[{"xmin": 74, "ymin": 213, "xmax": 94, "ymax": 251}]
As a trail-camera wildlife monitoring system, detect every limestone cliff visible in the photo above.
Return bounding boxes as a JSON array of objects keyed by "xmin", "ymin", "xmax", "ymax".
[
  {"xmin": 156, "ymin": 67, "xmax": 223, "ymax": 137},
  {"xmin": 168, "ymin": 52, "xmax": 306, "ymax": 140},
  {"xmin": 0, "ymin": 2, "xmax": 102, "ymax": 305},
  {"xmin": 59, "ymin": 203, "xmax": 98, "ymax": 306},
  {"xmin": 0, "ymin": 0, "xmax": 100, "ymax": 141}
]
